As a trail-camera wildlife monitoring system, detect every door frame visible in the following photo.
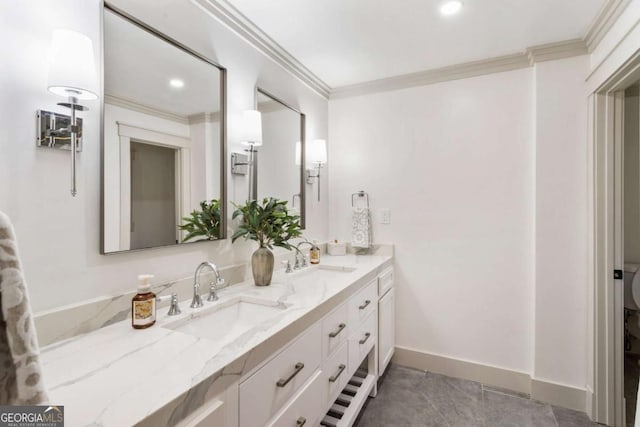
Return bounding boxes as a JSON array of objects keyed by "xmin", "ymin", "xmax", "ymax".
[
  {"xmin": 116, "ymin": 122, "xmax": 191, "ymax": 250},
  {"xmin": 592, "ymin": 49, "xmax": 640, "ymax": 426}
]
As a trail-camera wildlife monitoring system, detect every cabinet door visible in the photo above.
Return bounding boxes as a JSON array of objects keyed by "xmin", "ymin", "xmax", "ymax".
[{"xmin": 378, "ymin": 288, "xmax": 395, "ymax": 376}]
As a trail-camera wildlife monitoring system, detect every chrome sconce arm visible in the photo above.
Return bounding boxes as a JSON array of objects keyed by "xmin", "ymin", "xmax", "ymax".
[{"xmin": 306, "ymin": 163, "xmax": 324, "ymax": 202}]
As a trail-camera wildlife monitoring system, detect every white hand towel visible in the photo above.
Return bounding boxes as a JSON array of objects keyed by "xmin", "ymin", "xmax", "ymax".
[
  {"xmin": 351, "ymin": 207, "xmax": 372, "ymax": 249},
  {"xmin": 0, "ymin": 211, "xmax": 49, "ymax": 404}
]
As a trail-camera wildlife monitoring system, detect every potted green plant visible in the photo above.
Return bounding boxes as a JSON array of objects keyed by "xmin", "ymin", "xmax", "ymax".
[
  {"xmin": 232, "ymin": 197, "xmax": 302, "ymax": 286},
  {"xmin": 179, "ymin": 199, "xmax": 221, "ymax": 242}
]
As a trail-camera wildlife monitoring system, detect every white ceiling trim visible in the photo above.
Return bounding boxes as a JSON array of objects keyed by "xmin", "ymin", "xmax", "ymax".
[
  {"xmin": 331, "ymin": 39, "xmax": 588, "ymax": 99},
  {"xmin": 584, "ymin": 0, "xmax": 633, "ymax": 52},
  {"xmin": 192, "ymin": 0, "xmax": 331, "ymax": 98}
]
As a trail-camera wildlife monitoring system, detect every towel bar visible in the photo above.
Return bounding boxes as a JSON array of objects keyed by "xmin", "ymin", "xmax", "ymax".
[{"xmin": 351, "ymin": 191, "xmax": 370, "ymax": 208}]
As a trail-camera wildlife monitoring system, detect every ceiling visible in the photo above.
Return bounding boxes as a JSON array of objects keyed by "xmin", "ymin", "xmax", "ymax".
[{"xmin": 226, "ymin": 0, "xmax": 607, "ymax": 88}]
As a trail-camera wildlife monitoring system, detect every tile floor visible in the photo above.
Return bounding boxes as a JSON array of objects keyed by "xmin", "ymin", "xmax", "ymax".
[{"xmin": 354, "ymin": 365, "xmax": 601, "ymax": 427}]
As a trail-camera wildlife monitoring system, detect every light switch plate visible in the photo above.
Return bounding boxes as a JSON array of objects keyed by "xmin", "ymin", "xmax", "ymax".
[{"xmin": 381, "ymin": 208, "xmax": 391, "ymax": 224}]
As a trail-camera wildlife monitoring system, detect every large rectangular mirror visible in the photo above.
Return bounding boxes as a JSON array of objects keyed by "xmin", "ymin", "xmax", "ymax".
[
  {"xmin": 255, "ymin": 88, "xmax": 305, "ymax": 227},
  {"xmin": 101, "ymin": 4, "xmax": 226, "ymax": 253}
]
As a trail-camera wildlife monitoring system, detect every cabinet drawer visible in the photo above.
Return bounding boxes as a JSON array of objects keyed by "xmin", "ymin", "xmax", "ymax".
[
  {"xmin": 239, "ymin": 323, "xmax": 321, "ymax": 427},
  {"xmin": 322, "ymin": 341, "xmax": 349, "ymax": 410},
  {"xmin": 378, "ymin": 267, "xmax": 394, "ymax": 296},
  {"xmin": 349, "ymin": 279, "xmax": 377, "ymax": 328},
  {"xmin": 349, "ymin": 311, "xmax": 377, "ymax": 375},
  {"xmin": 268, "ymin": 371, "xmax": 323, "ymax": 427},
  {"xmin": 322, "ymin": 302, "xmax": 349, "ymax": 360}
]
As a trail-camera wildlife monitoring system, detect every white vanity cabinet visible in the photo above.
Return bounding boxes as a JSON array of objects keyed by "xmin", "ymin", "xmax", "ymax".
[
  {"xmin": 233, "ymin": 265, "xmax": 393, "ymax": 427},
  {"xmin": 377, "ymin": 267, "xmax": 395, "ymax": 376}
]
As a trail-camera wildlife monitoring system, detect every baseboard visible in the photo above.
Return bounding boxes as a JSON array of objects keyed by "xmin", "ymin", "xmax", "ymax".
[
  {"xmin": 393, "ymin": 346, "xmax": 587, "ymax": 413},
  {"xmin": 531, "ymin": 378, "xmax": 586, "ymax": 412}
]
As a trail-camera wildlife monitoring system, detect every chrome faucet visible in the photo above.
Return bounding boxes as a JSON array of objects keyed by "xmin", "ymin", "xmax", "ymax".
[
  {"xmin": 191, "ymin": 262, "xmax": 224, "ymax": 308},
  {"xmin": 295, "ymin": 241, "xmax": 317, "ymax": 268}
]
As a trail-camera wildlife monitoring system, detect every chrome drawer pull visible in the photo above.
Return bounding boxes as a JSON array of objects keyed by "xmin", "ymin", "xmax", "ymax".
[
  {"xmin": 329, "ymin": 323, "xmax": 346, "ymax": 338},
  {"xmin": 297, "ymin": 417, "xmax": 306, "ymax": 426},
  {"xmin": 276, "ymin": 362, "xmax": 304, "ymax": 387},
  {"xmin": 359, "ymin": 300, "xmax": 371, "ymax": 310},
  {"xmin": 359, "ymin": 332, "xmax": 371, "ymax": 345},
  {"xmin": 329, "ymin": 364, "xmax": 346, "ymax": 383}
]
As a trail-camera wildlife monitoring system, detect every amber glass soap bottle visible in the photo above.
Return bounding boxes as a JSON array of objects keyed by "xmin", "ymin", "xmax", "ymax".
[{"xmin": 132, "ymin": 274, "xmax": 156, "ymax": 329}]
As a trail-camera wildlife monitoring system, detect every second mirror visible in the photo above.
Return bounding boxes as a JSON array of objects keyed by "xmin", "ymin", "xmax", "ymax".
[{"xmin": 254, "ymin": 89, "xmax": 305, "ymax": 227}]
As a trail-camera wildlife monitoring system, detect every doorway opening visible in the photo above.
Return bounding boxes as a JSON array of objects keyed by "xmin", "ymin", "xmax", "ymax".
[
  {"xmin": 593, "ymin": 51, "xmax": 640, "ymax": 427},
  {"xmin": 623, "ymin": 84, "xmax": 640, "ymax": 427}
]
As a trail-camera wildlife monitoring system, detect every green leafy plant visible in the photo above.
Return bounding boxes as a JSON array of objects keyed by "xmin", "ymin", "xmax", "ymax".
[
  {"xmin": 179, "ymin": 199, "xmax": 221, "ymax": 242},
  {"xmin": 231, "ymin": 197, "xmax": 302, "ymax": 250}
]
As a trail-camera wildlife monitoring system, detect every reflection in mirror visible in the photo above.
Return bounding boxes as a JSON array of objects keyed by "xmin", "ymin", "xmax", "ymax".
[
  {"xmin": 102, "ymin": 6, "xmax": 226, "ymax": 253},
  {"xmin": 255, "ymin": 89, "xmax": 305, "ymax": 227}
]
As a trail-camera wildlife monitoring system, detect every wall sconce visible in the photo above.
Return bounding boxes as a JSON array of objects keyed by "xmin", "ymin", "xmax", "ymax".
[
  {"xmin": 306, "ymin": 139, "xmax": 327, "ymax": 202},
  {"xmin": 45, "ymin": 29, "xmax": 98, "ymax": 197},
  {"xmin": 234, "ymin": 109, "xmax": 263, "ymax": 200}
]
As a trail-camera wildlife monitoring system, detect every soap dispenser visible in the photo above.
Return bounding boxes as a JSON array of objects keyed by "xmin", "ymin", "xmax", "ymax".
[
  {"xmin": 310, "ymin": 240, "xmax": 320, "ymax": 265},
  {"xmin": 132, "ymin": 274, "xmax": 156, "ymax": 329}
]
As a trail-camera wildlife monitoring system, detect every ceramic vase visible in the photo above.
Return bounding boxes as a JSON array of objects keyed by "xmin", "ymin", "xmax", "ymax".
[{"xmin": 252, "ymin": 246, "xmax": 274, "ymax": 286}]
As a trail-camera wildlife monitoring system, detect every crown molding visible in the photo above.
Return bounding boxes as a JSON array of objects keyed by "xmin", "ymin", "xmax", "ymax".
[
  {"xmin": 331, "ymin": 39, "xmax": 588, "ymax": 99},
  {"xmin": 105, "ymin": 94, "xmax": 189, "ymax": 124},
  {"xmin": 193, "ymin": 0, "xmax": 331, "ymax": 99},
  {"xmin": 526, "ymin": 39, "xmax": 588, "ymax": 65},
  {"xmin": 330, "ymin": 53, "xmax": 528, "ymax": 99},
  {"xmin": 584, "ymin": 0, "xmax": 633, "ymax": 53}
]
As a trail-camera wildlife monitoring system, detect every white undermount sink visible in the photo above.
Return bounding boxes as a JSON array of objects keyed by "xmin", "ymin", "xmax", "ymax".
[{"xmin": 165, "ymin": 296, "xmax": 290, "ymax": 343}]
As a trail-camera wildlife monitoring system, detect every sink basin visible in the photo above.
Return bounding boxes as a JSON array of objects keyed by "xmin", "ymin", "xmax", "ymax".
[
  {"xmin": 165, "ymin": 296, "xmax": 289, "ymax": 343},
  {"xmin": 318, "ymin": 264, "xmax": 357, "ymax": 273}
]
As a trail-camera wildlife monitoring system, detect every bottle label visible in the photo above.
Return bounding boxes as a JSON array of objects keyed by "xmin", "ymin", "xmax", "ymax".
[{"xmin": 133, "ymin": 299, "xmax": 156, "ymax": 326}]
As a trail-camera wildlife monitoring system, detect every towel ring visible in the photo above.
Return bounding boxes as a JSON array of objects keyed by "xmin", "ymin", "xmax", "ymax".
[{"xmin": 351, "ymin": 191, "xmax": 370, "ymax": 208}]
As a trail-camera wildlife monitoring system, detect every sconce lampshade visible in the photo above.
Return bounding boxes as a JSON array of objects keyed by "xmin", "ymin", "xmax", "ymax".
[
  {"xmin": 47, "ymin": 29, "xmax": 98, "ymax": 100},
  {"xmin": 240, "ymin": 110, "xmax": 263, "ymax": 146},
  {"xmin": 295, "ymin": 141, "xmax": 302, "ymax": 166},
  {"xmin": 309, "ymin": 139, "xmax": 327, "ymax": 164}
]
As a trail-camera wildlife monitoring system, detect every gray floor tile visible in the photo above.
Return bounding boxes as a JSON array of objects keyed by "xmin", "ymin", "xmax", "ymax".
[
  {"xmin": 420, "ymin": 372, "xmax": 484, "ymax": 427},
  {"xmin": 483, "ymin": 389, "xmax": 558, "ymax": 427},
  {"xmin": 354, "ymin": 365, "xmax": 596, "ymax": 427},
  {"xmin": 551, "ymin": 405, "xmax": 600, "ymax": 427},
  {"xmin": 356, "ymin": 365, "xmax": 450, "ymax": 426}
]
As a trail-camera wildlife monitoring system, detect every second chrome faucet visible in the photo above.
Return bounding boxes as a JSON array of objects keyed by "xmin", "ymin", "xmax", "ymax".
[{"xmin": 191, "ymin": 261, "xmax": 225, "ymax": 308}]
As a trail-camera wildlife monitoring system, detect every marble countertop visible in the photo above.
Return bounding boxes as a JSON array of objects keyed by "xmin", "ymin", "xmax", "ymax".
[{"xmin": 40, "ymin": 253, "xmax": 392, "ymax": 427}]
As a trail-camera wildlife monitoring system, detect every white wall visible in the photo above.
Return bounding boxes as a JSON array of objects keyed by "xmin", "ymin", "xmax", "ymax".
[
  {"xmin": 0, "ymin": 0, "xmax": 328, "ymax": 312},
  {"xmin": 329, "ymin": 68, "xmax": 536, "ymax": 374},
  {"xmin": 533, "ymin": 56, "xmax": 589, "ymax": 389},
  {"xmin": 329, "ymin": 57, "xmax": 591, "ymax": 391}
]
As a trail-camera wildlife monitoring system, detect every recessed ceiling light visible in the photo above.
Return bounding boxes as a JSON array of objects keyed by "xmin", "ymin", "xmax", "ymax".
[
  {"xmin": 440, "ymin": 0, "xmax": 463, "ymax": 16},
  {"xmin": 169, "ymin": 78, "xmax": 184, "ymax": 88}
]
